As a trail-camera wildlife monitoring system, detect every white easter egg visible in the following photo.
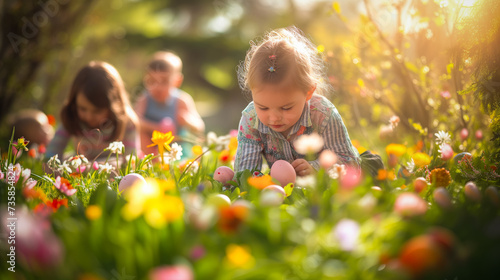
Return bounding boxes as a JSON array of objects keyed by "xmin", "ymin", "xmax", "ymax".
[
  {"xmin": 259, "ymin": 190, "xmax": 284, "ymax": 207},
  {"xmin": 214, "ymin": 166, "xmax": 235, "ymax": 186},
  {"xmin": 119, "ymin": 173, "xmax": 147, "ymax": 193},
  {"xmin": 263, "ymin": 184, "xmax": 286, "ymax": 198},
  {"xmin": 270, "ymin": 160, "xmax": 296, "ymax": 187},
  {"xmin": 206, "ymin": 194, "xmax": 231, "ymax": 208}
]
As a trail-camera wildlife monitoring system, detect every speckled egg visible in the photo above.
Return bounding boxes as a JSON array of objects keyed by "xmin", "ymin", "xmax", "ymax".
[
  {"xmin": 453, "ymin": 152, "xmax": 472, "ymax": 164},
  {"xmin": 263, "ymin": 184, "xmax": 286, "ymax": 198},
  {"xmin": 118, "ymin": 173, "xmax": 147, "ymax": 193},
  {"xmin": 213, "ymin": 166, "xmax": 235, "ymax": 186},
  {"xmin": 270, "ymin": 160, "xmax": 296, "ymax": 187}
]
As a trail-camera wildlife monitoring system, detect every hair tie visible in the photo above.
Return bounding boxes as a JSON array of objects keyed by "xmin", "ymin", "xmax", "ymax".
[{"xmin": 268, "ymin": 55, "xmax": 277, "ymax": 72}]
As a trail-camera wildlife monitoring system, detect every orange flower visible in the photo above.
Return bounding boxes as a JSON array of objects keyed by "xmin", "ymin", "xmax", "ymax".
[
  {"xmin": 46, "ymin": 198, "xmax": 68, "ymax": 211},
  {"xmin": 28, "ymin": 148, "xmax": 36, "ymax": 158},
  {"xmin": 219, "ymin": 149, "xmax": 231, "ymax": 163},
  {"xmin": 247, "ymin": 174, "xmax": 276, "ymax": 190},
  {"xmin": 218, "ymin": 204, "xmax": 249, "ymax": 234},
  {"xmin": 429, "ymin": 168, "xmax": 451, "ymax": 188},
  {"xmin": 376, "ymin": 169, "xmax": 395, "ymax": 180}
]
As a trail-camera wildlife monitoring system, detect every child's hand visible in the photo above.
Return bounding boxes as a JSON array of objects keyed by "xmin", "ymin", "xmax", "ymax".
[
  {"xmin": 292, "ymin": 159, "xmax": 314, "ymax": 177},
  {"xmin": 160, "ymin": 117, "xmax": 176, "ymax": 135}
]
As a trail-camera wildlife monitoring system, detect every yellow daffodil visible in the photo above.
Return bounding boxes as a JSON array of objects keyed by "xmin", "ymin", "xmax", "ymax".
[
  {"xmin": 412, "ymin": 152, "xmax": 431, "ymax": 167},
  {"xmin": 225, "ymin": 244, "xmax": 255, "ymax": 269},
  {"xmin": 121, "ymin": 178, "xmax": 184, "ymax": 228},
  {"xmin": 148, "ymin": 130, "xmax": 175, "ymax": 165},
  {"xmin": 85, "ymin": 205, "xmax": 102, "ymax": 220},
  {"xmin": 386, "ymin": 143, "xmax": 407, "ymax": 157}
]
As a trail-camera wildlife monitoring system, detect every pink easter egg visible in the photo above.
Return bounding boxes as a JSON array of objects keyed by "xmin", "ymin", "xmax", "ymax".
[
  {"xmin": 270, "ymin": 160, "xmax": 296, "ymax": 187},
  {"xmin": 213, "ymin": 166, "xmax": 234, "ymax": 186},
  {"xmin": 119, "ymin": 173, "xmax": 147, "ymax": 192},
  {"xmin": 414, "ymin": 177, "xmax": 429, "ymax": 193}
]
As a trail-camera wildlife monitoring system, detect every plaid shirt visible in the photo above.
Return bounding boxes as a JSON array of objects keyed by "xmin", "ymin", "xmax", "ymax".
[{"xmin": 234, "ymin": 94, "xmax": 360, "ymax": 172}]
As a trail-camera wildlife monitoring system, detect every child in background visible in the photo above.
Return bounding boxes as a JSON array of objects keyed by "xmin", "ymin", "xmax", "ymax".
[
  {"xmin": 235, "ymin": 27, "xmax": 361, "ymax": 176},
  {"xmin": 135, "ymin": 51, "xmax": 205, "ymax": 156},
  {"xmin": 9, "ymin": 109, "xmax": 55, "ymax": 147},
  {"xmin": 46, "ymin": 61, "xmax": 140, "ymax": 161}
]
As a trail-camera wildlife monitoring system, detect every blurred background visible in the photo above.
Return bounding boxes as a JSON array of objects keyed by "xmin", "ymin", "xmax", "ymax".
[{"xmin": 1, "ymin": 0, "xmax": 497, "ymax": 154}]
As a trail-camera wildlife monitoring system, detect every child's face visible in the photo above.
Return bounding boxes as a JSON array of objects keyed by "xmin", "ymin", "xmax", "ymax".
[
  {"xmin": 252, "ymin": 82, "xmax": 313, "ymax": 137},
  {"xmin": 144, "ymin": 71, "xmax": 179, "ymax": 103},
  {"xmin": 76, "ymin": 93, "xmax": 110, "ymax": 129}
]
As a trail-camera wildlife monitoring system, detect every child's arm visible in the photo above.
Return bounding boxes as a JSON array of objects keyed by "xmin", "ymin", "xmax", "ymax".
[
  {"xmin": 234, "ymin": 112, "xmax": 263, "ymax": 173},
  {"xmin": 45, "ymin": 125, "xmax": 71, "ymax": 160},
  {"xmin": 323, "ymin": 108, "xmax": 361, "ymax": 168},
  {"xmin": 134, "ymin": 95, "xmax": 162, "ymax": 133},
  {"xmin": 176, "ymin": 93, "xmax": 205, "ymax": 135}
]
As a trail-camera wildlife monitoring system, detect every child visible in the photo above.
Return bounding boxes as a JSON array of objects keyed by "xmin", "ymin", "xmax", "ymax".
[
  {"xmin": 46, "ymin": 61, "xmax": 140, "ymax": 161},
  {"xmin": 234, "ymin": 27, "xmax": 361, "ymax": 176},
  {"xmin": 9, "ymin": 109, "xmax": 54, "ymax": 147},
  {"xmin": 134, "ymin": 51, "xmax": 205, "ymax": 156}
]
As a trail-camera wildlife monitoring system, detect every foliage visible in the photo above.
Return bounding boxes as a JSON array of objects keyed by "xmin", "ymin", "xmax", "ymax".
[{"xmin": 1, "ymin": 127, "xmax": 499, "ymax": 280}]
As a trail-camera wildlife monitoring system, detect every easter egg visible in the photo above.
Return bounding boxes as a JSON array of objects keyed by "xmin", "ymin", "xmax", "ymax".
[
  {"xmin": 213, "ymin": 166, "xmax": 235, "ymax": 186},
  {"xmin": 263, "ymin": 184, "xmax": 286, "ymax": 198},
  {"xmin": 399, "ymin": 235, "xmax": 445, "ymax": 276},
  {"xmin": 119, "ymin": 173, "xmax": 147, "ymax": 193},
  {"xmin": 485, "ymin": 186, "xmax": 500, "ymax": 206},
  {"xmin": 464, "ymin": 181, "xmax": 481, "ymax": 202},
  {"xmin": 259, "ymin": 190, "xmax": 284, "ymax": 206},
  {"xmin": 453, "ymin": 152, "xmax": 472, "ymax": 164},
  {"xmin": 413, "ymin": 177, "xmax": 428, "ymax": 193},
  {"xmin": 433, "ymin": 187, "xmax": 452, "ymax": 209},
  {"xmin": 206, "ymin": 194, "xmax": 231, "ymax": 208},
  {"xmin": 270, "ymin": 160, "xmax": 296, "ymax": 187}
]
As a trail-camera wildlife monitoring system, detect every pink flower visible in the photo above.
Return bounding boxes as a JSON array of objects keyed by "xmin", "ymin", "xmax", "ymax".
[
  {"xmin": 475, "ymin": 130, "xmax": 483, "ymax": 140},
  {"xmin": 229, "ymin": 129, "xmax": 238, "ymax": 137},
  {"xmin": 439, "ymin": 144, "xmax": 454, "ymax": 161},
  {"xmin": 2, "ymin": 207, "xmax": 64, "ymax": 270},
  {"xmin": 340, "ymin": 166, "xmax": 362, "ymax": 190},
  {"xmin": 54, "ymin": 176, "xmax": 77, "ymax": 196},
  {"xmin": 149, "ymin": 265, "xmax": 193, "ymax": 280},
  {"xmin": 440, "ymin": 91, "xmax": 451, "ymax": 99},
  {"xmin": 76, "ymin": 165, "xmax": 86, "ymax": 173},
  {"xmin": 319, "ymin": 150, "xmax": 338, "ymax": 169},
  {"xmin": 460, "ymin": 128, "xmax": 468, "ymax": 140},
  {"xmin": 394, "ymin": 192, "xmax": 427, "ymax": 217},
  {"xmin": 93, "ymin": 161, "xmax": 99, "ymax": 171}
]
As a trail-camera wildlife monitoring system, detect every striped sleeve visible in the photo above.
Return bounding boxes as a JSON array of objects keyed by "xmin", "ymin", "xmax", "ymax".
[
  {"xmin": 322, "ymin": 107, "xmax": 360, "ymax": 168},
  {"xmin": 234, "ymin": 112, "xmax": 263, "ymax": 173}
]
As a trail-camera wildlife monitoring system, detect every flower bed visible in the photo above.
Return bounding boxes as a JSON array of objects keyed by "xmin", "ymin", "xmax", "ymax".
[{"xmin": 1, "ymin": 130, "xmax": 499, "ymax": 280}]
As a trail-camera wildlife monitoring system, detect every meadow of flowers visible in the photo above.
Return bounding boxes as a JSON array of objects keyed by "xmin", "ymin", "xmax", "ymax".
[{"xmin": 1, "ymin": 126, "xmax": 500, "ymax": 280}]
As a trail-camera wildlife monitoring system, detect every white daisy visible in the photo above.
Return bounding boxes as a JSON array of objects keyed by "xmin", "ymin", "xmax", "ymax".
[
  {"xmin": 47, "ymin": 154, "xmax": 61, "ymax": 170},
  {"xmin": 105, "ymin": 141, "xmax": 125, "ymax": 154},
  {"xmin": 435, "ymin": 130, "xmax": 451, "ymax": 145},
  {"xmin": 99, "ymin": 163, "xmax": 115, "ymax": 174},
  {"xmin": 406, "ymin": 158, "xmax": 415, "ymax": 173},
  {"xmin": 328, "ymin": 164, "xmax": 346, "ymax": 179},
  {"xmin": 58, "ymin": 160, "xmax": 72, "ymax": 174}
]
